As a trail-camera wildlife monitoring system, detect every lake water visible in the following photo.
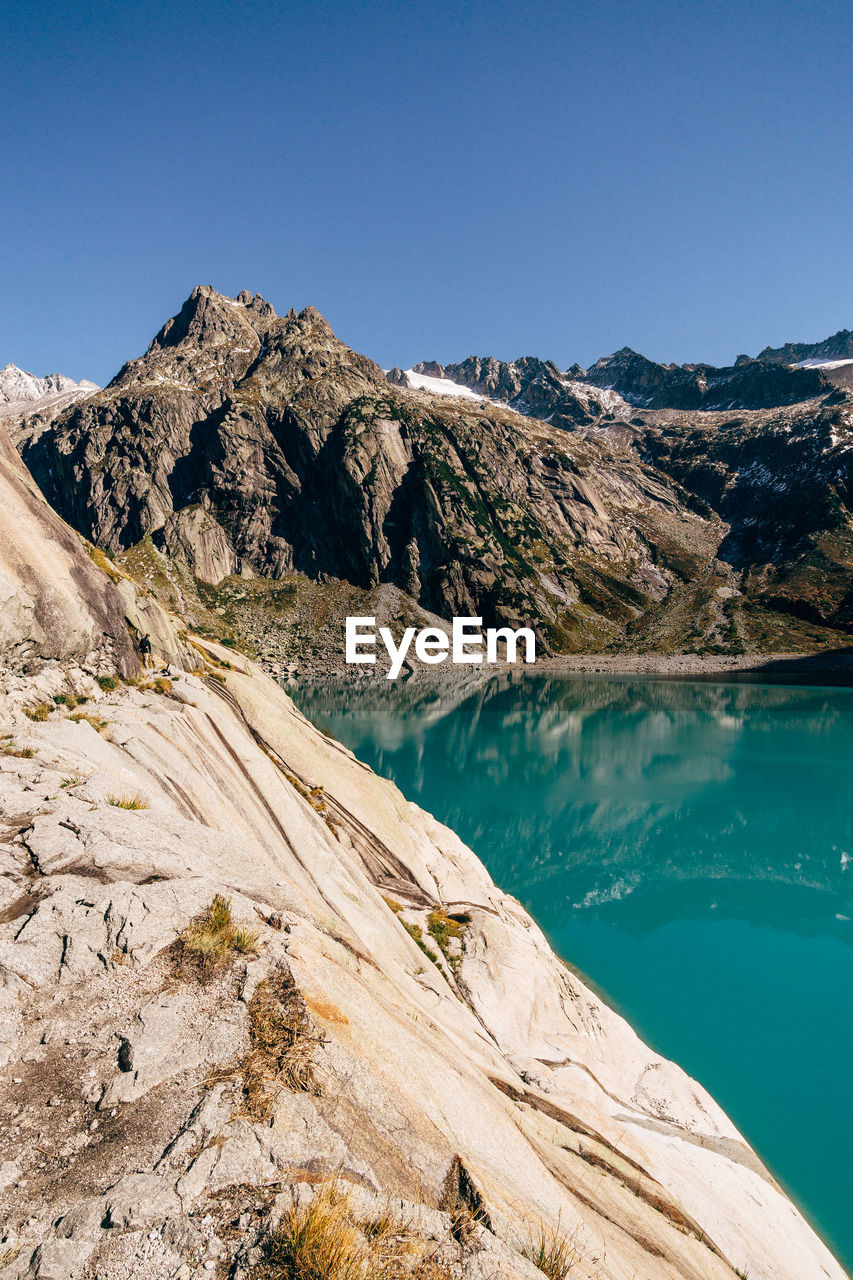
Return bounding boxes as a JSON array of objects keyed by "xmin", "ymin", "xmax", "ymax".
[{"xmin": 294, "ymin": 673, "xmax": 853, "ymax": 1272}]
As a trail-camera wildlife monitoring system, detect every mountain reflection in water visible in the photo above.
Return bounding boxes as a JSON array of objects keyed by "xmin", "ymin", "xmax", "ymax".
[
  {"xmin": 293, "ymin": 672, "xmax": 853, "ymax": 1268},
  {"xmin": 295, "ymin": 674, "xmax": 853, "ymax": 940}
]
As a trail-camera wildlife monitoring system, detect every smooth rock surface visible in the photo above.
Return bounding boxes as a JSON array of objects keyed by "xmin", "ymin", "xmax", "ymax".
[{"xmin": 0, "ymin": 647, "xmax": 845, "ymax": 1280}]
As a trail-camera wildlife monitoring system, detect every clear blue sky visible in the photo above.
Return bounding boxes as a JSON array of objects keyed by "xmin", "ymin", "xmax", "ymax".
[{"xmin": 2, "ymin": 0, "xmax": 851, "ymax": 385}]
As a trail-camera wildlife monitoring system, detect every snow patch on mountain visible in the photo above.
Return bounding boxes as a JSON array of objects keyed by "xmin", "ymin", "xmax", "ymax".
[
  {"xmin": 399, "ymin": 368, "xmax": 488, "ymax": 401},
  {"xmin": 792, "ymin": 358, "xmax": 853, "ymax": 370},
  {"xmin": 0, "ymin": 363, "xmax": 97, "ymax": 406},
  {"xmin": 398, "ymin": 367, "xmax": 522, "ymax": 414},
  {"xmin": 560, "ymin": 379, "xmax": 630, "ymax": 415}
]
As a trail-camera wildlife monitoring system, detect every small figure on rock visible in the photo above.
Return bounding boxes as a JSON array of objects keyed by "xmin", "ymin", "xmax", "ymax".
[{"xmin": 140, "ymin": 633, "xmax": 153, "ymax": 668}]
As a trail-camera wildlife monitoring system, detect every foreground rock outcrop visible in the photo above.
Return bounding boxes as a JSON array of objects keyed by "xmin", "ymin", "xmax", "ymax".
[
  {"xmin": 1, "ymin": 650, "xmax": 846, "ymax": 1280},
  {"xmin": 0, "ymin": 426, "xmax": 136, "ymax": 677},
  {"xmin": 0, "ymin": 468, "xmax": 846, "ymax": 1279}
]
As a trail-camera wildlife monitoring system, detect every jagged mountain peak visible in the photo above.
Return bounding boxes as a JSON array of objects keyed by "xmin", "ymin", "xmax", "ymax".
[
  {"xmin": 144, "ymin": 286, "xmax": 334, "ymax": 357},
  {"xmin": 147, "ymin": 286, "xmax": 334, "ymax": 354},
  {"xmin": 594, "ymin": 345, "xmax": 641, "ymax": 361},
  {"xmin": 105, "ymin": 288, "xmax": 351, "ymax": 400},
  {"xmin": 581, "ymin": 345, "xmax": 829, "ymax": 409},
  {"xmin": 586, "ymin": 347, "xmax": 650, "ymax": 374},
  {"xmin": 147, "ymin": 284, "xmax": 276, "ymax": 355},
  {"xmin": 388, "ymin": 353, "xmax": 633, "ymax": 428}
]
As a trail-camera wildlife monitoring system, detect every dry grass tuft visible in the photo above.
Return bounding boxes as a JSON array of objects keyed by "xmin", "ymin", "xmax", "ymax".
[
  {"xmin": 140, "ymin": 677, "xmax": 173, "ymax": 695},
  {"xmin": 106, "ymin": 793, "xmax": 148, "ymax": 810},
  {"xmin": 243, "ymin": 968, "xmax": 323, "ymax": 1116},
  {"xmin": 24, "ymin": 703, "xmax": 52, "ymax": 722},
  {"xmin": 521, "ymin": 1221, "xmax": 586, "ymax": 1279},
  {"xmin": 180, "ymin": 894, "xmax": 259, "ymax": 980},
  {"xmin": 97, "ymin": 675, "xmax": 120, "ymax": 691},
  {"xmin": 263, "ymin": 1184, "xmax": 368, "ymax": 1280},
  {"xmin": 257, "ymin": 1183, "xmax": 453, "ymax": 1280},
  {"xmin": 426, "ymin": 909, "xmax": 469, "ymax": 977},
  {"xmin": 67, "ymin": 712, "xmax": 111, "ymax": 736},
  {"xmin": 1, "ymin": 742, "xmax": 35, "ymax": 759},
  {"xmin": 86, "ymin": 543, "xmax": 121, "ymax": 583},
  {"xmin": 232, "ymin": 925, "xmax": 261, "ymax": 953}
]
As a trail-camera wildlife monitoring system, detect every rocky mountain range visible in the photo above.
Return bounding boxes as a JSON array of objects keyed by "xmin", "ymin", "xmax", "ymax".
[
  {"xmin": 8, "ymin": 289, "xmax": 853, "ymax": 662},
  {"xmin": 389, "ymin": 347, "xmax": 829, "ymax": 413},
  {"xmin": 0, "ymin": 415, "xmax": 846, "ymax": 1280},
  {"xmin": 11, "ymin": 288, "xmax": 723, "ymax": 657},
  {"xmin": 389, "ymin": 334, "xmax": 853, "ymax": 651}
]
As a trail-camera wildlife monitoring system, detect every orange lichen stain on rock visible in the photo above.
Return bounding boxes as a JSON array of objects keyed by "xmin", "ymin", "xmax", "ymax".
[{"xmin": 304, "ymin": 995, "xmax": 349, "ymax": 1025}]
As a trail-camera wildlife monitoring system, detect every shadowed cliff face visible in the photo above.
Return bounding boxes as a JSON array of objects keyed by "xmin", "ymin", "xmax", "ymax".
[
  {"xmin": 15, "ymin": 287, "xmax": 724, "ymax": 647},
  {"xmin": 636, "ymin": 399, "xmax": 853, "ymax": 634}
]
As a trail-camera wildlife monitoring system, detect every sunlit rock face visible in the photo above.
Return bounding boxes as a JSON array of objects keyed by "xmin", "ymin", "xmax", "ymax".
[
  {"xmin": 0, "ymin": 422, "xmax": 136, "ymax": 676},
  {"xmin": 0, "ymin": 647, "xmax": 846, "ymax": 1280}
]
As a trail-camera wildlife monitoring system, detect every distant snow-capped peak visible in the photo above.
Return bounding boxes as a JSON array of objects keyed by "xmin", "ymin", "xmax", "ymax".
[{"xmin": 0, "ymin": 363, "xmax": 98, "ymax": 410}]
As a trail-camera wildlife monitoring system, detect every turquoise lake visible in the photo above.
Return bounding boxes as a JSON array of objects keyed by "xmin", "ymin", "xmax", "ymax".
[{"xmin": 294, "ymin": 674, "xmax": 853, "ymax": 1272}]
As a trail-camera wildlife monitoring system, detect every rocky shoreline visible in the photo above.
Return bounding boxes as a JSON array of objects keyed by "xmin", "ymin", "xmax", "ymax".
[
  {"xmin": 277, "ymin": 644, "xmax": 853, "ymax": 691},
  {"xmin": 537, "ymin": 648, "xmax": 853, "ymax": 679}
]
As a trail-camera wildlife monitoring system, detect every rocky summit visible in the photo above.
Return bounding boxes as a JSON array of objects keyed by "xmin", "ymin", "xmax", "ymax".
[{"xmin": 0, "ymin": 416, "xmax": 847, "ymax": 1280}]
